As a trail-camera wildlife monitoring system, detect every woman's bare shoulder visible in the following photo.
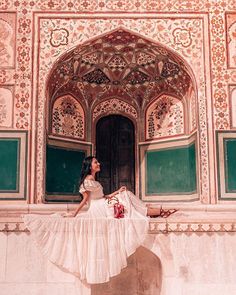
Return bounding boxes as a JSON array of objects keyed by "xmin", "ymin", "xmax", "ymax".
[{"xmin": 85, "ymin": 175, "xmax": 95, "ymax": 181}]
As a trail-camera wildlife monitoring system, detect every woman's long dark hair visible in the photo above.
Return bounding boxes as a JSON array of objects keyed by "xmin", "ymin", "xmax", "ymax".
[{"xmin": 78, "ymin": 156, "xmax": 96, "ymax": 190}]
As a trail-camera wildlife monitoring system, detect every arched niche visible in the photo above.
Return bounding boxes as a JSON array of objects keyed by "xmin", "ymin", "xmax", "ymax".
[
  {"xmin": 91, "ymin": 246, "xmax": 162, "ymax": 295},
  {"xmin": 43, "ymin": 28, "xmax": 198, "ymax": 203},
  {"xmin": 145, "ymin": 94, "xmax": 185, "ymax": 140},
  {"xmin": 50, "ymin": 94, "xmax": 85, "ymax": 140},
  {"xmin": 0, "ymin": 87, "xmax": 13, "ymax": 127}
]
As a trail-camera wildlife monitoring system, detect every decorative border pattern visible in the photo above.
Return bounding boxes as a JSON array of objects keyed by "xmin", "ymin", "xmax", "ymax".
[
  {"xmin": 148, "ymin": 221, "xmax": 236, "ymax": 233},
  {"xmin": 0, "ymin": 131, "xmax": 27, "ymax": 200},
  {"xmin": 92, "ymin": 98, "xmax": 138, "ymax": 121},
  {"xmin": 34, "ymin": 14, "xmax": 210, "ymax": 204},
  {"xmin": 1, "ymin": 221, "xmax": 236, "ymax": 234}
]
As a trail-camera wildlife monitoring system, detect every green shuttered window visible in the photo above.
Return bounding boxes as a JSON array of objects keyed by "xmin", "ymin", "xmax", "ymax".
[
  {"xmin": 146, "ymin": 143, "xmax": 196, "ymax": 194},
  {"xmin": 46, "ymin": 145, "xmax": 85, "ymax": 200},
  {"xmin": 0, "ymin": 139, "xmax": 19, "ymax": 191},
  {"xmin": 224, "ymin": 139, "xmax": 236, "ymax": 193}
]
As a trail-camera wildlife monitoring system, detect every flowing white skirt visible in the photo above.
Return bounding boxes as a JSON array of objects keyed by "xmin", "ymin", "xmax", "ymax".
[{"xmin": 23, "ymin": 191, "xmax": 149, "ymax": 284}]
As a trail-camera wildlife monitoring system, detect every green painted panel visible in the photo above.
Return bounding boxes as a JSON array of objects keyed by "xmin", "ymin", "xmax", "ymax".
[
  {"xmin": 224, "ymin": 139, "xmax": 236, "ymax": 192},
  {"xmin": 146, "ymin": 143, "xmax": 196, "ymax": 194},
  {"xmin": 0, "ymin": 139, "xmax": 19, "ymax": 191},
  {"xmin": 46, "ymin": 145, "xmax": 85, "ymax": 195}
]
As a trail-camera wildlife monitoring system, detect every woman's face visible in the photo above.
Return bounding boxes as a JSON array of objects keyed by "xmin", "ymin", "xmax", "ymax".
[{"xmin": 91, "ymin": 158, "xmax": 101, "ymax": 173}]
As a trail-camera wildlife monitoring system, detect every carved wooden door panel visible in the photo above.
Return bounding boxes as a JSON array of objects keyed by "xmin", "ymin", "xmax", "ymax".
[{"xmin": 96, "ymin": 115, "xmax": 135, "ymax": 195}]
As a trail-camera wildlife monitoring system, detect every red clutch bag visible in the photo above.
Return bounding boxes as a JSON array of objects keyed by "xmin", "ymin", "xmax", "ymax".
[
  {"xmin": 114, "ymin": 202, "xmax": 125, "ymax": 218},
  {"xmin": 107, "ymin": 196, "xmax": 125, "ymax": 219}
]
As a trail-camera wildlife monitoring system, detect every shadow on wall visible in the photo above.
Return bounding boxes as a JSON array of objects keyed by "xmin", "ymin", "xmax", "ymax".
[{"xmin": 91, "ymin": 246, "xmax": 162, "ymax": 295}]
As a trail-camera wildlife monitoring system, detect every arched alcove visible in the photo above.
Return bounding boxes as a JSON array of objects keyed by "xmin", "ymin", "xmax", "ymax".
[
  {"xmin": 145, "ymin": 93, "xmax": 185, "ymax": 140},
  {"xmin": 91, "ymin": 246, "xmax": 162, "ymax": 295},
  {"xmin": 50, "ymin": 94, "xmax": 85, "ymax": 140},
  {"xmin": 44, "ymin": 28, "xmax": 198, "ymax": 202}
]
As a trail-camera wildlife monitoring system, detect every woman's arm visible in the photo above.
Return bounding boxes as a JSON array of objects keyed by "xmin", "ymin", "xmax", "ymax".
[
  {"xmin": 104, "ymin": 186, "xmax": 127, "ymax": 200},
  {"xmin": 73, "ymin": 191, "xmax": 89, "ymax": 216},
  {"xmin": 64, "ymin": 191, "xmax": 89, "ymax": 217}
]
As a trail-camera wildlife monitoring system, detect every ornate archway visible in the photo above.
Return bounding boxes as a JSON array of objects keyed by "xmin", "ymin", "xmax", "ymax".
[
  {"xmin": 45, "ymin": 28, "xmax": 197, "ymax": 202},
  {"xmin": 46, "ymin": 28, "xmax": 194, "ymax": 135}
]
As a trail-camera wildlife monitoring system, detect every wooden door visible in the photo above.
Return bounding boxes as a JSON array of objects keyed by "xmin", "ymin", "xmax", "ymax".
[{"xmin": 96, "ymin": 115, "xmax": 135, "ymax": 195}]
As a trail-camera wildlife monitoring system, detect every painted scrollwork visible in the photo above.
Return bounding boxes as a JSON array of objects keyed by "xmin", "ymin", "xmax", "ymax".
[{"xmin": 93, "ymin": 98, "xmax": 137, "ymax": 121}]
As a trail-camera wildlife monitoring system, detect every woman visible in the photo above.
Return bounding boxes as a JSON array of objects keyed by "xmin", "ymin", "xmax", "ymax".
[
  {"xmin": 23, "ymin": 156, "xmax": 177, "ymax": 284},
  {"xmin": 64, "ymin": 156, "xmax": 176, "ymax": 218}
]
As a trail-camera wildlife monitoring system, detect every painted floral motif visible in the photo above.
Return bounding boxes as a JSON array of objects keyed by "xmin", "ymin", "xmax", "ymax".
[
  {"xmin": 173, "ymin": 28, "xmax": 192, "ymax": 47},
  {"xmin": 0, "ymin": 87, "xmax": 13, "ymax": 127},
  {"xmin": 50, "ymin": 28, "xmax": 69, "ymax": 47},
  {"xmin": 18, "ymin": 17, "xmax": 31, "ymax": 34},
  {"xmin": 210, "ymin": 10, "xmax": 229, "ymax": 131},
  {"xmin": 0, "ymin": 70, "xmax": 7, "ymax": 83},
  {"xmin": 51, "ymin": 95, "xmax": 85, "ymax": 139},
  {"xmin": 93, "ymin": 98, "xmax": 138, "ymax": 121},
  {"xmin": 146, "ymin": 95, "xmax": 184, "ymax": 139},
  {"xmin": 33, "ymin": 0, "xmax": 207, "ymax": 11},
  {"xmin": 228, "ymin": 22, "xmax": 236, "ymax": 68},
  {"xmin": 0, "ymin": 18, "xmax": 14, "ymax": 67},
  {"xmin": 211, "ymin": 16, "xmax": 224, "ymax": 37},
  {"xmin": 17, "ymin": 46, "xmax": 30, "ymax": 63}
]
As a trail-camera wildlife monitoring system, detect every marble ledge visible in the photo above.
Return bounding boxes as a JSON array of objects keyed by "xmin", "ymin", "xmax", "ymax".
[{"xmin": 0, "ymin": 207, "xmax": 236, "ymax": 234}]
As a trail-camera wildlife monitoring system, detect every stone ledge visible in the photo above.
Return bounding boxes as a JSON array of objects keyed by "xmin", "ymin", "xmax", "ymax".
[
  {"xmin": 0, "ymin": 213, "xmax": 236, "ymax": 234},
  {"xmin": 1, "ymin": 204, "xmax": 236, "ymax": 234},
  {"xmin": 0, "ymin": 221, "xmax": 235, "ymax": 234}
]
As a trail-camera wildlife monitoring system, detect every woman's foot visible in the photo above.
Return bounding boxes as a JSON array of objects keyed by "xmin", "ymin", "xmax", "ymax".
[
  {"xmin": 147, "ymin": 207, "xmax": 161, "ymax": 217},
  {"xmin": 159, "ymin": 208, "xmax": 178, "ymax": 218}
]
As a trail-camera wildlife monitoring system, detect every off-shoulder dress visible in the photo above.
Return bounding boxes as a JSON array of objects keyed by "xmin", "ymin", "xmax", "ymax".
[{"xmin": 23, "ymin": 179, "xmax": 149, "ymax": 284}]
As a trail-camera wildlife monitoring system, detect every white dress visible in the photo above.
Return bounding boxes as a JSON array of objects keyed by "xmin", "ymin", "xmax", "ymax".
[{"xmin": 23, "ymin": 180, "xmax": 149, "ymax": 284}]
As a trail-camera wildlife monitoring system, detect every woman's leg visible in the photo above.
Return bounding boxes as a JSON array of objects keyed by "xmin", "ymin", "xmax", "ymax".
[{"xmin": 147, "ymin": 207, "xmax": 161, "ymax": 216}]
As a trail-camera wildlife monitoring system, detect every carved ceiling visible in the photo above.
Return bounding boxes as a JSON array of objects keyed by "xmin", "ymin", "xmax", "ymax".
[{"xmin": 48, "ymin": 29, "xmax": 192, "ymax": 109}]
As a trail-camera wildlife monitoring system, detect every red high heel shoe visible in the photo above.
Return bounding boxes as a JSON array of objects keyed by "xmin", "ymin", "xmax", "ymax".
[
  {"xmin": 160, "ymin": 208, "xmax": 178, "ymax": 218},
  {"xmin": 150, "ymin": 207, "xmax": 178, "ymax": 218}
]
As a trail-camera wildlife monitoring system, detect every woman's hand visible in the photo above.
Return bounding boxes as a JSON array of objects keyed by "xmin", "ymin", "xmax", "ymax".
[
  {"xmin": 118, "ymin": 186, "xmax": 127, "ymax": 193},
  {"xmin": 106, "ymin": 186, "xmax": 127, "ymax": 199}
]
